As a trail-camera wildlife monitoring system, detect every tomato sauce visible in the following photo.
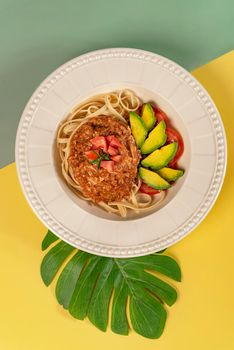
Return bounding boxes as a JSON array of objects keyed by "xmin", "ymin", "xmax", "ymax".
[{"xmin": 68, "ymin": 116, "xmax": 140, "ymax": 203}]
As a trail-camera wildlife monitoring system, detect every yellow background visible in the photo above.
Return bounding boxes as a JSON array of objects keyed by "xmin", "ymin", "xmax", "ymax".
[{"xmin": 1, "ymin": 51, "xmax": 234, "ymax": 349}]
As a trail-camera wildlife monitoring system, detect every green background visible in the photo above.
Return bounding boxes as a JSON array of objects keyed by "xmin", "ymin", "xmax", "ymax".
[{"xmin": 0, "ymin": 0, "xmax": 233, "ymax": 167}]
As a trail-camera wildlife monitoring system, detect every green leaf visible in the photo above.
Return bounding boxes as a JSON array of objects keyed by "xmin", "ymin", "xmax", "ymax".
[
  {"xmin": 69, "ymin": 256, "xmax": 102, "ymax": 319},
  {"xmin": 55, "ymin": 251, "xmax": 88, "ymax": 309},
  {"xmin": 124, "ymin": 255, "xmax": 181, "ymax": 281},
  {"xmin": 40, "ymin": 241, "xmax": 75, "ymax": 286},
  {"xmin": 111, "ymin": 273, "xmax": 129, "ymax": 335},
  {"xmin": 40, "ymin": 236, "xmax": 181, "ymax": 339},
  {"xmin": 138, "ymin": 271, "xmax": 177, "ymax": 306},
  {"xmin": 41, "ymin": 230, "xmax": 59, "ymax": 251},
  {"xmin": 88, "ymin": 258, "xmax": 115, "ymax": 331},
  {"xmin": 98, "ymin": 158, "xmax": 102, "ymax": 169},
  {"xmin": 130, "ymin": 289, "xmax": 166, "ymax": 339}
]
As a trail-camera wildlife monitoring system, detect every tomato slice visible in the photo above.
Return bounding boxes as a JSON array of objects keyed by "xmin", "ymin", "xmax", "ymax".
[
  {"xmin": 152, "ymin": 105, "xmax": 169, "ymax": 126},
  {"xmin": 139, "ymin": 182, "xmax": 161, "ymax": 195},
  {"xmin": 100, "ymin": 160, "xmax": 114, "ymax": 172},
  {"xmin": 90, "ymin": 136, "xmax": 107, "ymax": 152},
  {"xmin": 107, "ymin": 145, "xmax": 119, "ymax": 156},
  {"xmin": 166, "ymin": 128, "xmax": 184, "ymax": 165},
  {"xmin": 137, "ymin": 104, "xmax": 143, "ymax": 115},
  {"xmin": 111, "ymin": 155, "xmax": 122, "ymax": 163},
  {"xmin": 85, "ymin": 150, "xmax": 99, "ymax": 160},
  {"xmin": 107, "ymin": 135, "xmax": 121, "ymax": 148},
  {"xmin": 169, "ymin": 162, "xmax": 178, "ymax": 170}
]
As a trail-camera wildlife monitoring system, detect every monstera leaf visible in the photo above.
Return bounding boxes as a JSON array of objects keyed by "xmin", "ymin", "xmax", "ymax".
[{"xmin": 40, "ymin": 231, "xmax": 181, "ymax": 339}]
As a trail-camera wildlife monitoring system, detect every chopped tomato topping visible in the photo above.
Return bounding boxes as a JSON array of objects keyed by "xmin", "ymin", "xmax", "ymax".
[
  {"xmin": 166, "ymin": 128, "xmax": 184, "ymax": 165},
  {"xmin": 85, "ymin": 150, "xmax": 99, "ymax": 160},
  {"xmin": 106, "ymin": 135, "xmax": 121, "ymax": 148},
  {"xmin": 100, "ymin": 160, "xmax": 114, "ymax": 172},
  {"xmin": 111, "ymin": 155, "xmax": 122, "ymax": 163},
  {"xmin": 87, "ymin": 135, "xmax": 123, "ymax": 171},
  {"xmin": 139, "ymin": 182, "xmax": 161, "ymax": 195},
  {"xmin": 107, "ymin": 145, "xmax": 119, "ymax": 156},
  {"xmin": 90, "ymin": 136, "xmax": 107, "ymax": 152}
]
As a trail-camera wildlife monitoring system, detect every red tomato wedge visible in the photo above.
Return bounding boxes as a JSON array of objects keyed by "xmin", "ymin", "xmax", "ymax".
[
  {"xmin": 100, "ymin": 160, "xmax": 114, "ymax": 172},
  {"xmin": 90, "ymin": 136, "xmax": 107, "ymax": 152},
  {"xmin": 85, "ymin": 150, "xmax": 99, "ymax": 160},
  {"xmin": 139, "ymin": 182, "xmax": 161, "ymax": 195},
  {"xmin": 169, "ymin": 162, "xmax": 178, "ymax": 169},
  {"xmin": 137, "ymin": 104, "xmax": 143, "ymax": 115},
  {"xmin": 166, "ymin": 128, "xmax": 184, "ymax": 165},
  {"xmin": 152, "ymin": 105, "xmax": 169, "ymax": 126},
  {"xmin": 111, "ymin": 155, "xmax": 122, "ymax": 163},
  {"xmin": 106, "ymin": 135, "xmax": 121, "ymax": 148},
  {"xmin": 107, "ymin": 145, "xmax": 119, "ymax": 156}
]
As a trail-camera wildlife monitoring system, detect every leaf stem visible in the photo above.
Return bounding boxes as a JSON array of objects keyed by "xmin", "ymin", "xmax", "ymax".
[{"xmin": 114, "ymin": 259, "xmax": 138, "ymax": 300}]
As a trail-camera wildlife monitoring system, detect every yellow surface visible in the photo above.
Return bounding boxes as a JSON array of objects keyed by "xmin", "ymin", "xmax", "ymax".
[{"xmin": 1, "ymin": 51, "xmax": 234, "ymax": 349}]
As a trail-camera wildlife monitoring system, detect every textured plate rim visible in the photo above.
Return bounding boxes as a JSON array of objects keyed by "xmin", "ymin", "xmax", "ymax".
[{"xmin": 15, "ymin": 48, "xmax": 227, "ymax": 257}]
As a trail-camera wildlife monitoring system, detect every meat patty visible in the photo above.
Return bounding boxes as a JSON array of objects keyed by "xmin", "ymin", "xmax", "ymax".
[{"xmin": 68, "ymin": 116, "xmax": 140, "ymax": 203}]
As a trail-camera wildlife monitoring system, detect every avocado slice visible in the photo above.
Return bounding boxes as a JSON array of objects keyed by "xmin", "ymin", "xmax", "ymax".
[
  {"xmin": 141, "ymin": 142, "xmax": 178, "ymax": 170},
  {"xmin": 141, "ymin": 120, "xmax": 167, "ymax": 154},
  {"xmin": 129, "ymin": 112, "xmax": 147, "ymax": 148},
  {"xmin": 157, "ymin": 167, "xmax": 184, "ymax": 182},
  {"xmin": 141, "ymin": 103, "xmax": 156, "ymax": 131},
  {"xmin": 139, "ymin": 167, "xmax": 170, "ymax": 190}
]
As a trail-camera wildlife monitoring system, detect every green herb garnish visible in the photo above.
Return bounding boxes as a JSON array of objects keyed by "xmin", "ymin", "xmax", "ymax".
[{"xmin": 90, "ymin": 149, "xmax": 110, "ymax": 169}]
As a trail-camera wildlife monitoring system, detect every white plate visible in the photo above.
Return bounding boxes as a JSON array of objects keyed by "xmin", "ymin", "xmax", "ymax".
[{"xmin": 15, "ymin": 48, "xmax": 227, "ymax": 257}]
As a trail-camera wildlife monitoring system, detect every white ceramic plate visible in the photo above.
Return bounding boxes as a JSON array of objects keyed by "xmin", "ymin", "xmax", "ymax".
[{"xmin": 15, "ymin": 48, "xmax": 227, "ymax": 257}]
